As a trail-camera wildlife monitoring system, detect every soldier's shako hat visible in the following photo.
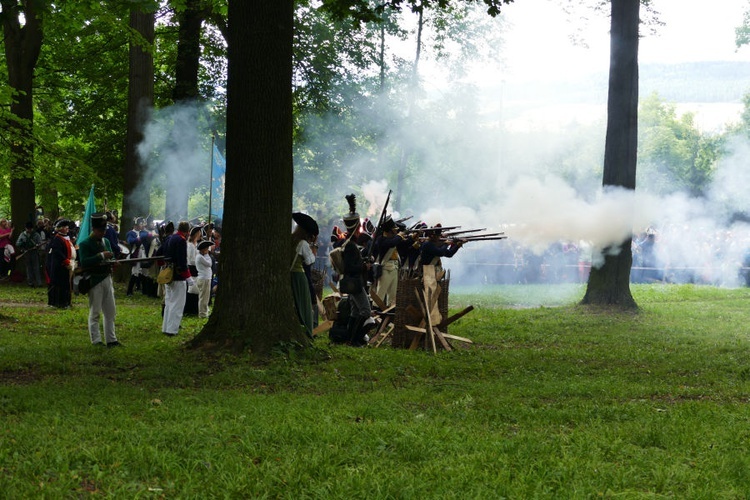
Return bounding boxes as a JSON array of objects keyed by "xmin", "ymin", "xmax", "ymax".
[
  {"xmin": 381, "ymin": 215, "xmax": 396, "ymax": 233},
  {"xmin": 426, "ymin": 223, "xmax": 443, "ymax": 237},
  {"xmin": 91, "ymin": 213, "xmax": 108, "ymax": 230},
  {"xmin": 363, "ymin": 218, "xmax": 375, "ymax": 236},
  {"xmin": 342, "ymin": 194, "xmax": 360, "ymax": 231}
]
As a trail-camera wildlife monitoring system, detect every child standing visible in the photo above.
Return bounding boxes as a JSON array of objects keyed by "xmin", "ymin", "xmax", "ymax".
[{"xmin": 195, "ymin": 240, "xmax": 214, "ymax": 318}]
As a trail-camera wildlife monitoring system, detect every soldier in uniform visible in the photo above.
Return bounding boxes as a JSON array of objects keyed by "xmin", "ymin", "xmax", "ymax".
[
  {"xmin": 104, "ymin": 211, "xmax": 121, "ymax": 260},
  {"xmin": 46, "ymin": 219, "xmax": 76, "ymax": 308},
  {"xmin": 162, "ymin": 221, "xmax": 195, "ymax": 336},
  {"xmin": 372, "ymin": 215, "xmax": 409, "ymax": 307},
  {"xmin": 126, "ymin": 217, "xmax": 145, "ymax": 295},
  {"xmin": 78, "ymin": 213, "xmax": 121, "ymax": 347},
  {"xmin": 419, "ymin": 224, "xmax": 464, "ymax": 276},
  {"xmin": 339, "ymin": 194, "xmax": 373, "ymax": 346}
]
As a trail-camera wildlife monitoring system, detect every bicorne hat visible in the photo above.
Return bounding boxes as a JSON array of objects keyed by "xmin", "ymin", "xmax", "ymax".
[{"xmin": 292, "ymin": 212, "xmax": 319, "ymax": 237}]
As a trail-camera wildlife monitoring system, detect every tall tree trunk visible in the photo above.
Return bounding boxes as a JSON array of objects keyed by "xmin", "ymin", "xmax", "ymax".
[
  {"xmin": 190, "ymin": 0, "xmax": 307, "ymax": 354},
  {"xmin": 121, "ymin": 7, "xmax": 155, "ymax": 235},
  {"xmin": 2, "ymin": 0, "xmax": 43, "ymax": 239},
  {"xmin": 581, "ymin": 0, "xmax": 639, "ymax": 308},
  {"xmin": 166, "ymin": 0, "xmax": 205, "ymax": 221}
]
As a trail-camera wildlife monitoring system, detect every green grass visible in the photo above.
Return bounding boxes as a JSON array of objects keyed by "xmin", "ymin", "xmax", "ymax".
[{"xmin": 2, "ymin": 282, "xmax": 750, "ymax": 498}]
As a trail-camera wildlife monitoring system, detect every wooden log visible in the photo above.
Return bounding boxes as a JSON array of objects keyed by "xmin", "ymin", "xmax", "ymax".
[
  {"xmin": 374, "ymin": 324, "xmax": 394, "ymax": 348},
  {"xmin": 432, "ymin": 328, "xmax": 452, "ymax": 352},
  {"xmin": 369, "ymin": 288, "xmax": 387, "ymax": 311},
  {"xmin": 421, "ymin": 288, "xmax": 437, "ymax": 354},
  {"xmin": 375, "ymin": 304, "xmax": 396, "ymax": 316},
  {"xmin": 441, "ymin": 332, "xmax": 474, "ymax": 344},
  {"xmin": 405, "ymin": 305, "xmax": 423, "ymax": 323},
  {"xmin": 409, "ymin": 331, "xmax": 423, "ymax": 350},
  {"xmin": 445, "ymin": 305, "xmax": 474, "ymax": 326},
  {"xmin": 330, "ymin": 283, "xmax": 340, "ymax": 295}
]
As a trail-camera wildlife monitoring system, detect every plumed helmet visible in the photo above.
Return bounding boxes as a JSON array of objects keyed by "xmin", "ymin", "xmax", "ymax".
[{"xmin": 342, "ymin": 193, "xmax": 360, "ymax": 231}]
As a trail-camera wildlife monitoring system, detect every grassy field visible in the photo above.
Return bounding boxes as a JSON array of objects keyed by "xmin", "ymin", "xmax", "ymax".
[{"xmin": 1, "ymin": 281, "xmax": 750, "ymax": 498}]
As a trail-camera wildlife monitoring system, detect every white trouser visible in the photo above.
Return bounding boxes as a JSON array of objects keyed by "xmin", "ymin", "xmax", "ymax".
[
  {"xmin": 88, "ymin": 275, "xmax": 117, "ymax": 344},
  {"xmin": 376, "ymin": 260, "xmax": 399, "ymax": 306},
  {"xmin": 162, "ymin": 280, "xmax": 187, "ymax": 334},
  {"xmin": 196, "ymin": 278, "xmax": 211, "ymax": 318}
]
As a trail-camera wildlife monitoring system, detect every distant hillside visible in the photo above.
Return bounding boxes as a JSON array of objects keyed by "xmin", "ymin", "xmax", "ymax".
[{"xmin": 641, "ymin": 62, "xmax": 750, "ymax": 103}]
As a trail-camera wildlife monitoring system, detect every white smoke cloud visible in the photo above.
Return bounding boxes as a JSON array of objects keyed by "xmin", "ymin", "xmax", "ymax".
[{"xmin": 136, "ymin": 102, "xmax": 216, "ymax": 219}]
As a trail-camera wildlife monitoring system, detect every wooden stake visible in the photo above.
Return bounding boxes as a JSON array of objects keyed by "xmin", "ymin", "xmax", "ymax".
[
  {"xmin": 369, "ymin": 287, "xmax": 387, "ymax": 310},
  {"xmin": 445, "ymin": 305, "xmax": 474, "ymax": 326}
]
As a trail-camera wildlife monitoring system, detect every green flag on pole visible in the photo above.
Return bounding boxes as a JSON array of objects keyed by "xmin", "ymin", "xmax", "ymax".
[{"xmin": 77, "ymin": 185, "xmax": 97, "ymax": 246}]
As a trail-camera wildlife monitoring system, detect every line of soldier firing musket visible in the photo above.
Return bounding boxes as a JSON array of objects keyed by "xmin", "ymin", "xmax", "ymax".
[{"xmin": 398, "ymin": 222, "xmax": 507, "ymax": 244}]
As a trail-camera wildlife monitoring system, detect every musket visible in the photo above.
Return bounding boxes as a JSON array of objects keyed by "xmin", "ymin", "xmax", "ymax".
[
  {"xmin": 395, "ymin": 216, "xmax": 413, "ymax": 224},
  {"xmin": 406, "ymin": 225, "xmax": 461, "ymax": 234},
  {"xmin": 439, "ymin": 234, "xmax": 507, "ymax": 243},
  {"xmin": 456, "ymin": 236, "xmax": 508, "ymax": 242},
  {"xmin": 441, "ymin": 228, "xmax": 487, "ymax": 237},
  {"xmin": 14, "ymin": 240, "xmax": 46, "ymax": 260},
  {"xmin": 364, "ymin": 189, "xmax": 392, "ymax": 259},
  {"xmin": 115, "ymin": 256, "xmax": 172, "ymax": 264},
  {"xmin": 462, "ymin": 232, "xmax": 505, "ymax": 239}
]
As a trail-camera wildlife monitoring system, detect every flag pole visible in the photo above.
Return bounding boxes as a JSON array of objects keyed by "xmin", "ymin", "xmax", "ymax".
[{"xmin": 207, "ymin": 135, "xmax": 214, "ymax": 230}]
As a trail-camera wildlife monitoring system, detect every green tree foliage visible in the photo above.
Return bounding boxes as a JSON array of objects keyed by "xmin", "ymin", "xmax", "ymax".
[{"xmin": 637, "ymin": 92, "xmax": 720, "ymax": 198}]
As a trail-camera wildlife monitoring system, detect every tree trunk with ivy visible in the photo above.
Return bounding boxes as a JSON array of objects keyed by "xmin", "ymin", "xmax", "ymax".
[{"xmin": 581, "ymin": 0, "xmax": 639, "ymax": 309}]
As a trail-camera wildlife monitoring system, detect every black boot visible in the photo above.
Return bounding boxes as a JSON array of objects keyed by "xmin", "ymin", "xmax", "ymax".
[
  {"xmin": 347, "ymin": 316, "xmax": 367, "ymax": 347},
  {"xmin": 126, "ymin": 275, "xmax": 138, "ymax": 296}
]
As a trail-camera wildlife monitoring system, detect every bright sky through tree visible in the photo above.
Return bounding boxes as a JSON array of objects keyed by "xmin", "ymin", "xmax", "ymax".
[{"xmin": 497, "ymin": 0, "xmax": 750, "ymax": 82}]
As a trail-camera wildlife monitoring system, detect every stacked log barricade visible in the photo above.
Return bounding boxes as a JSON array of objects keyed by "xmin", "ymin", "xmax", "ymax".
[
  {"xmin": 316, "ymin": 266, "xmax": 475, "ymax": 351},
  {"xmin": 370, "ymin": 265, "xmax": 474, "ymax": 352}
]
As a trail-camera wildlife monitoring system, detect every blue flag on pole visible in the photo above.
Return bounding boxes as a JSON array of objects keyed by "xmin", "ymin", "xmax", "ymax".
[
  {"xmin": 77, "ymin": 185, "xmax": 96, "ymax": 246},
  {"xmin": 211, "ymin": 144, "xmax": 226, "ymax": 220}
]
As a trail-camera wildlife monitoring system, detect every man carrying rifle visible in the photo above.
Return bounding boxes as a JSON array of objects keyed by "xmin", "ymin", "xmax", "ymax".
[
  {"xmin": 339, "ymin": 194, "xmax": 372, "ymax": 346},
  {"xmin": 15, "ymin": 221, "xmax": 44, "ymax": 287},
  {"xmin": 373, "ymin": 215, "xmax": 409, "ymax": 306},
  {"xmin": 419, "ymin": 224, "xmax": 464, "ymax": 276},
  {"xmin": 78, "ymin": 213, "xmax": 121, "ymax": 347}
]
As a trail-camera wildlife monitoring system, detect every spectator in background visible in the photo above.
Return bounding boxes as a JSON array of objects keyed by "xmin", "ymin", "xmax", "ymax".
[
  {"xmin": 0, "ymin": 218, "xmax": 14, "ymax": 279},
  {"xmin": 15, "ymin": 221, "xmax": 43, "ymax": 287},
  {"xmin": 195, "ymin": 240, "xmax": 214, "ymax": 318}
]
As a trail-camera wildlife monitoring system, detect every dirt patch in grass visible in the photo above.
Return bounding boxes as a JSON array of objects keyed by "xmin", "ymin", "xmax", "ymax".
[{"xmin": 0, "ymin": 368, "xmax": 45, "ymax": 385}]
